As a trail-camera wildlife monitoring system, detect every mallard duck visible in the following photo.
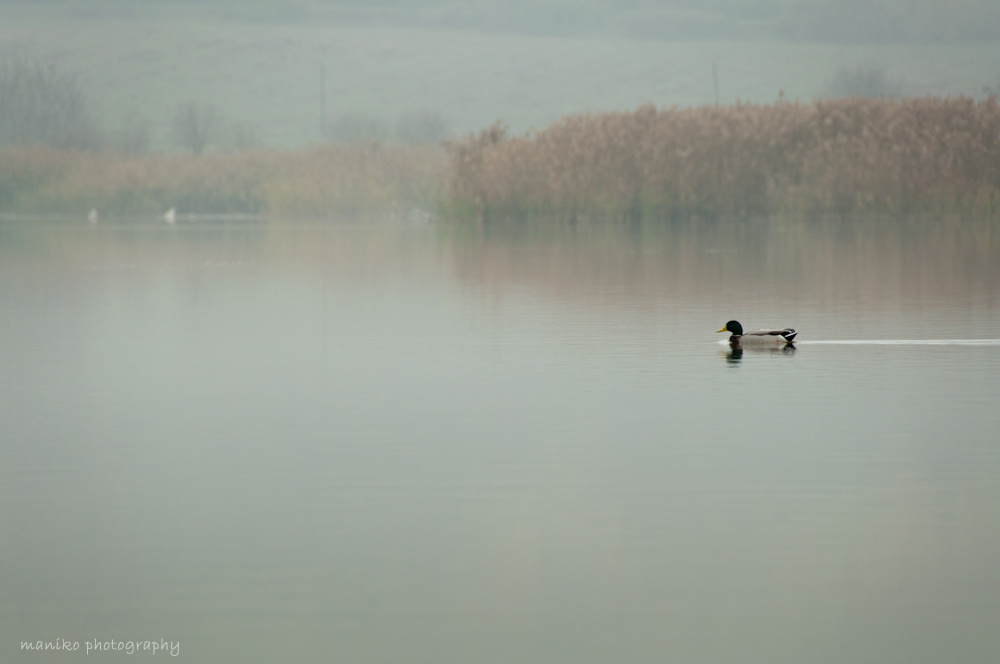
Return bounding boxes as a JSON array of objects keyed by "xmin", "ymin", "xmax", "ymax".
[{"xmin": 717, "ymin": 320, "xmax": 796, "ymax": 346}]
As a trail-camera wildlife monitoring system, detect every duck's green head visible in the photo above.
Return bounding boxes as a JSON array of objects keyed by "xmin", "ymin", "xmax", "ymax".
[{"xmin": 717, "ymin": 320, "xmax": 743, "ymax": 335}]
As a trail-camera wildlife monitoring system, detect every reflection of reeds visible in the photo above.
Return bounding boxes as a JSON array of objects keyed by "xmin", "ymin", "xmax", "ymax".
[
  {"xmin": 445, "ymin": 98, "xmax": 1000, "ymax": 220},
  {"xmin": 0, "ymin": 144, "xmax": 447, "ymax": 216},
  {"xmin": 444, "ymin": 218, "xmax": 1000, "ymax": 317}
]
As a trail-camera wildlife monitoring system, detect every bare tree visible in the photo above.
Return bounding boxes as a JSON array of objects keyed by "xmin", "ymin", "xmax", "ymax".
[
  {"xmin": 219, "ymin": 120, "xmax": 260, "ymax": 152},
  {"xmin": 326, "ymin": 112, "xmax": 390, "ymax": 144},
  {"xmin": 0, "ymin": 57, "xmax": 102, "ymax": 150},
  {"xmin": 395, "ymin": 110, "xmax": 450, "ymax": 145},
  {"xmin": 170, "ymin": 101, "xmax": 218, "ymax": 155},
  {"xmin": 825, "ymin": 63, "xmax": 905, "ymax": 99}
]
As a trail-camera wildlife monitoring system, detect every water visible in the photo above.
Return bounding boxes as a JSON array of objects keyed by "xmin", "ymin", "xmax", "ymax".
[{"xmin": 2, "ymin": 218, "xmax": 999, "ymax": 663}]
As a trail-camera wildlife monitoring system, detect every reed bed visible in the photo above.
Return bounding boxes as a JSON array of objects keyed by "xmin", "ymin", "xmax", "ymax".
[
  {"xmin": 4, "ymin": 98, "xmax": 998, "ymax": 221},
  {"xmin": 444, "ymin": 97, "xmax": 1000, "ymax": 220},
  {"xmin": 0, "ymin": 143, "xmax": 447, "ymax": 217}
]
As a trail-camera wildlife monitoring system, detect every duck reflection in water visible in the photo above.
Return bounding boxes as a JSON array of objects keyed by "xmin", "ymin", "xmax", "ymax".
[{"xmin": 723, "ymin": 344, "xmax": 796, "ymax": 365}]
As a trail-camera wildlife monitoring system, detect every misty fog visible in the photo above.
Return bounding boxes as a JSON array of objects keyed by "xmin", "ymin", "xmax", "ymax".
[
  {"xmin": 1, "ymin": 0, "xmax": 998, "ymax": 152},
  {"xmin": 4, "ymin": 4, "xmax": 1000, "ymax": 664}
]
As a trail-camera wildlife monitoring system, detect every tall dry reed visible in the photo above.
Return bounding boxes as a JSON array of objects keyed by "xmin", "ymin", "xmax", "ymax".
[
  {"xmin": 444, "ymin": 97, "xmax": 1000, "ymax": 220},
  {"xmin": 6, "ymin": 98, "xmax": 998, "ymax": 221}
]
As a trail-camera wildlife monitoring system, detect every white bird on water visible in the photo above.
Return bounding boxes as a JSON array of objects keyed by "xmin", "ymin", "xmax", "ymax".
[
  {"xmin": 87, "ymin": 209, "xmax": 98, "ymax": 224},
  {"xmin": 163, "ymin": 207, "xmax": 176, "ymax": 224}
]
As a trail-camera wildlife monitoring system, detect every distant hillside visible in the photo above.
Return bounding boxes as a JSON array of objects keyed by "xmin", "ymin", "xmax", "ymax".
[
  {"xmin": 1, "ymin": 2, "xmax": 998, "ymax": 152},
  {"xmin": 2, "ymin": 0, "xmax": 999, "ymax": 43}
]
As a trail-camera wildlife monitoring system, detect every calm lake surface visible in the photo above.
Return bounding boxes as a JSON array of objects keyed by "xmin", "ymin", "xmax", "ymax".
[{"xmin": 2, "ymin": 217, "xmax": 999, "ymax": 663}]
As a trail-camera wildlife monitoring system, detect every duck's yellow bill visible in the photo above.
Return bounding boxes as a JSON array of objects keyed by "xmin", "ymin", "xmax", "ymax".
[{"xmin": 716, "ymin": 327, "xmax": 728, "ymax": 333}]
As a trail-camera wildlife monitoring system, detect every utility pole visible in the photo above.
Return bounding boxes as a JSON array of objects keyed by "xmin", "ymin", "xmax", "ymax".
[
  {"xmin": 320, "ymin": 62, "xmax": 326, "ymax": 140},
  {"xmin": 712, "ymin": 62, "xmax": 719, "ymax": 107}
]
